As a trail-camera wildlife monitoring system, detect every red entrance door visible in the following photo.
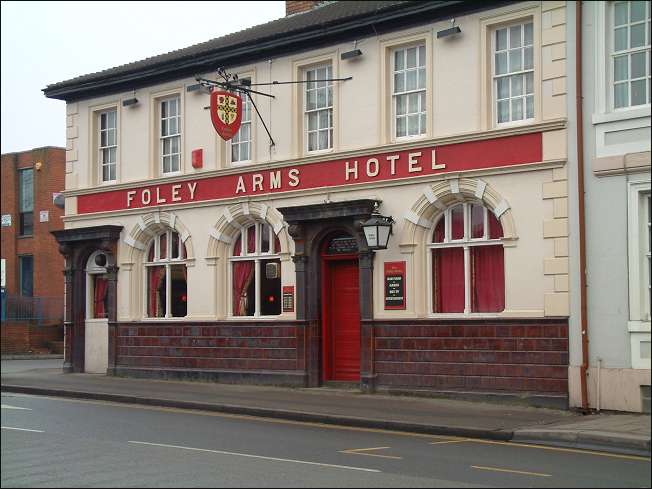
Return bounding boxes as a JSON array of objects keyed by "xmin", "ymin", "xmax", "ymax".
[{"xmin": 322, "ymin": 259, "xmax": 360, "ymax": 381}]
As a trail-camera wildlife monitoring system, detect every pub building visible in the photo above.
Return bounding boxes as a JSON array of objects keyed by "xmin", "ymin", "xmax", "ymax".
[{"xmin": 45, "ymin": 1, "xmax": 573, "ymax": 407}]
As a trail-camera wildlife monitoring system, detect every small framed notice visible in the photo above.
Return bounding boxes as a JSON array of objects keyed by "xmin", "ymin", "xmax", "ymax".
[
  {"xmin": 282, "ymin": 286, "xmax": 295, "ymax": 313},
  {"xmin": 384, "ymin": 261, "xmax": 406, "ymax": 310}
]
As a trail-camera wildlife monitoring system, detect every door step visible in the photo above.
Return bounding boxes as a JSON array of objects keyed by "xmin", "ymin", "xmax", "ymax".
[{"xmin": 322, "ymin": 381, "xmax": 359, "ymax": 390}]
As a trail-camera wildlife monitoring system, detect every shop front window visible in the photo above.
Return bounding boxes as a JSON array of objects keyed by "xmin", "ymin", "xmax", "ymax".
[
  {"xmin": 230, "ymin": 222, "xmax": 281, "ymax": 317},
  {"xmin": 429, "ymin": 203, "xmax": 505, "ymax": 314},
  {"xmin": 145, "ymin": 230, "xmax": 188, "ymax": 318}
]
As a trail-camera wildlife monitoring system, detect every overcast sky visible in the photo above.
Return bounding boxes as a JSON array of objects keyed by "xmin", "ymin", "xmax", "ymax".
[{"xmin": 0, "ymin": 1, "xmax": 285, "ymax": 154}]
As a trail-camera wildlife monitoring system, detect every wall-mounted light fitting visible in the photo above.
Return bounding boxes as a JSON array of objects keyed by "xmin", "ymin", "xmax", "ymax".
[
  {"xmin": 341, "ymin": 48, "xmax": 362, "ymax": 60},
  {"xmin": 122, "ymin": 97, "xmax": 139, "ymax": 107},
  {"xmin": 437, "ymin": 18, "xmax": 461, "ymax": 38}
]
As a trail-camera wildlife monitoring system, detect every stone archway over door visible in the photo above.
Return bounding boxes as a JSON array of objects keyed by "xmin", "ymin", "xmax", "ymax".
[
  {"xmin": 278, "ymin": 200, "xmax": 377, "ymax": 391},
  {"xmin": 52, "ymin": 225, "xmax": 122, "ymax": 373}
]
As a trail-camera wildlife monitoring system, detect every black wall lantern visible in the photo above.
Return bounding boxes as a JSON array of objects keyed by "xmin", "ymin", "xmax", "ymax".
[{"xmin": 362, "ymin": 208, "xmax": 394, "ymax": 250}]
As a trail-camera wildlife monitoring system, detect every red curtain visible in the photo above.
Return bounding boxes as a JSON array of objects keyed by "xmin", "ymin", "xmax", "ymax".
[
  {"xmin": 488, "ymin": 212, "xmax": 503, "ymax": 239},
  {"xmin": 94, "ymin": 276, "xmax": 108, "ymax": 319},
  {"xmin": 471, "ymin": 245, "xmax": 505, "ymax": 312},
  {"xmin": 148, "ymin": 267, "xmax": 164, "ymax": 317},
  {"xmin": 233, "ymin": 262, "xmax": 254, "ymax": 315},
  {"xmin": 433, "ymin": 248, "xmax": 465, "ymax": 313}
]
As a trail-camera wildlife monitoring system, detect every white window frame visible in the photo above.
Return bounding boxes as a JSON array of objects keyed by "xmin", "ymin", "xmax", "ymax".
[
  {"xmin": 627, "ymin": 180, "xmax": 651, "ymax": 370},
  {"xmin": 610, "ymin": 1, "xmax": 651, "ymax": 111},
  {"xmin": 391, "ymin": 44, "xmax": 427, "ymax": 140},
  {"xmin": 427, "ymin": 202, "xmax": 505, "ymax": 316},
  {"xmin": 492, "ymin": 20, "xmax": 535, "ymax": 127},
  {"xmin": 230, "ymin": 82, "xmax": 252, "ymax": 165},
  {"xmin": 160, "ymin": 96, "xmax": 181, "ymax": 175},
  {"xmin": 304, "ymin": 64, "xmax": 333, "ymax": 153},
  {"xmin": 98, "ymin": 109, "xmax": 117, "ymax": 183},
  {"xmin": 228, "ymin": 222, "xmax": 281, "ymax": 318},
  {"xmin": 144, "ymin": 229, "xmax": 188, "ymax": 319}
]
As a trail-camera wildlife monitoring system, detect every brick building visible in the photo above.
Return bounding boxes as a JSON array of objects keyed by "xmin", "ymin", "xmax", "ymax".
[
  {"xmin": 1, "ymin": 146, "xmax": 65, "ymax": 353},
  {"xmin": 44, "ymin": 0, "xmax": 579, "ymax": 407}
]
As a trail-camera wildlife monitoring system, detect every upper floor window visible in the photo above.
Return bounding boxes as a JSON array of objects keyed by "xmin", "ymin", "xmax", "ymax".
[
  {"xmin": 230, "ymin": 222, "xmax": 281, "ymax": 317},
  {"xmin": 231, "ymin": 83, "xmax": 252, "ymax": 164},
  {"xmin": 429, "ymin": 203, "xmax": 505, "ymax": 314},
  {"xmin": 145, "ymin": 229, "xmax": 187, "ymax": 318},
  {"xmin": 304, "ymin": 64, "xmax": 333, "ymax": 152},
  {"xmin": 19, "ymin": 255, "xmax": 33, "ymax": 297},
  {"xmin": 493, "ymin": 21, "xmax": 534, "ymax": 124},
  {"xmin": 99, "ymin": 109, "xmax": 117, "ymax": 182},
  {"xmin": 612, "ymin": 1, "xmax": 650, "ymax": 109},
  {"xmin": 18, "ymin": 168, "xmax": 33, "ymax": 236},
  {"xmin": 393, "ymin": 44, "xmax": 426, "ymax": 138},
  {"xmin": 160, "ymin": 96, "xmax": 181, "ymax": 174}
]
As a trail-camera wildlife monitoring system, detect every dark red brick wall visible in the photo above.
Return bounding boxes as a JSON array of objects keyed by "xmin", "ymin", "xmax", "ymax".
[
  {"xmin": 372, "ymin": 319, "xmax": 569, "ymax": 394},
  {"xmin": 286, "ymin": 1, "xmax": 321, "ymax": 16},
  {"xmin": 1, "ymin": 323, "xmax": 63, "ymax": 354},
  {"xmin": 1, "ymin": 147, "xmax": 65, "ymax": 298},
  {"xmin": 117, "ymin": 322, "xmax": 298, "ymax": 371}
]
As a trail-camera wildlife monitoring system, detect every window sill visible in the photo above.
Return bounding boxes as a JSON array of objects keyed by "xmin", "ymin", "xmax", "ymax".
[
  {"xmin": 226, "ymin": 316, "xmax": 285, "ymax": 321},
  {"xmin": 17, "ymin": 235, "xmax": 34, "ymax": 240},
  {"xmin": 592, "ymin": 106, "xmax": 651, "ymax": 125},
  {"xmin": 628, "ymin": 320, "xmax": 651, "ymax": 333},
  {"xmin": 427, "ymin": 313, "xmax": 506, "ymax": 319},
  {"xmin": 493, "ymin": 118, "xmax": 536, "ymax": 130}
]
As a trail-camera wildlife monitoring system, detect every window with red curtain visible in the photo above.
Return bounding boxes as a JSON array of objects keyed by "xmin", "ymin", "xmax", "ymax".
[
  {"xmin": 145, "ymin": 230, "xmax": 187, "ymax": 318},
  {"xmin": 230, "ymin": 222, "xmax": 281, "ymax": 317},
  {"xmin": 430, "ymin": 203, "xmax": 504, "ymax": 314},
  {"xmin": 93, "ymin": 275, "xmax": 108, "ymax": 319}
]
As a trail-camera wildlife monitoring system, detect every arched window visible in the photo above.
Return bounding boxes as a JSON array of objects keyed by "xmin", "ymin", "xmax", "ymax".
[
  {"xmin": 86, "ymin": 251, "xmax": 108, "ymax": 320},
  {"xmin": 230, "ymin": 222, "xmax": 281, "ymax": 317},
  {"xmin": 145, "ymin": 229, "xmax": 188, "ymax": 318},
  {"xmin": 429, "ymin": 202, "xmax": 505, "ymax": 314}
]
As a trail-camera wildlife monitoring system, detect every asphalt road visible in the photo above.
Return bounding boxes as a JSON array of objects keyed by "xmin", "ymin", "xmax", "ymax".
[{"xmin": 1, "ymin": 393, "xmax": 650, "ymax": 488}]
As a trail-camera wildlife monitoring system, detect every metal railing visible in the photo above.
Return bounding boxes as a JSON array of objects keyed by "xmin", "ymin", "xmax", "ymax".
[{"xmin": 1, "ymin": 293, "xmax": 64, "ymax": 325}]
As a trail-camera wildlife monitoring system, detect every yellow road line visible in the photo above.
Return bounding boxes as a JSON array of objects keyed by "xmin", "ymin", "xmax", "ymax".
[
  {"xmin": 471, "ymin": 465, "xmax": 551, "ymax": 477},
  {"xmin": 339, "ymin": 447, "xmax": 403, "ymax": 460}
]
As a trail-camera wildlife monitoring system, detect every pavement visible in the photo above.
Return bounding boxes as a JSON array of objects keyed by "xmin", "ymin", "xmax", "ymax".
[{"xmin": 1, "ymin": 359, "xmax": 650, "ymax": 457}]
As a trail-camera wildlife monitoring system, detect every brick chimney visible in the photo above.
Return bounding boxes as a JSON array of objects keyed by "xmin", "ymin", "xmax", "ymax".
[{"xmin": 286, "ymin": 1, "xmax": 323, "ymax": 16}]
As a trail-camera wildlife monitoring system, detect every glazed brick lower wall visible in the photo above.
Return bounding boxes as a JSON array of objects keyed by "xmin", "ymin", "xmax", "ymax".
[
  {"xmin": 372, "ymin": 319, "xmax": 569, "ymax": 394},
  {"xmin": 117, "ymin": 322, "xmax": 299, "ymax": 371},
  {"xmin": 1, "ymin": 323, "xmax": 63, "ymax": 354}
]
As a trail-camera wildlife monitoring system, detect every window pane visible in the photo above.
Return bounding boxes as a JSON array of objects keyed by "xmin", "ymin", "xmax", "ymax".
[
  {"xmin": 511, "ymin": 75, "xmax": 523, "ymax": 96},
  {"xmin": 170, "ymin": 136, "xmax": 179, "ymax": 155},
  {"xmin": 406, "ymin": 69, "xmax": 417, "ymax": 91},
  {"xmin": 526, "ymin": 72, "xmax": 534, "ymax": 94},
  {"xmin": 432, "ymin": 248, "xmax": 465, "ymax": 313},
  {"xmin": 420, "ymin": 113, "xmax": 426, "ymax": 133},
  {"xmin": 160, "ymin": 233, "xmax": 167, "ymax": 259},
  {"xmin": 19, "ymin": 256, "xmax": 34, "ymax": 297},
  {"xmin": 319, "ymin": 129, "xmax": 329, "ymax": 149},
  {"xmin": 396, "ymin": 116, "xmax": 406, "ymax": 137},
  {"xmin": 407, "ymin": 114, "xmax": 419, "ymax": 135},
  {"xmin": 317, "ymin": 88, "xmax": 326, "ymax": 108},
  {"xmin": 418, "ymin": 67, "xmax": 426, "ymax": 89},
  {"xmin": 91, "ymin": 275, "xmax": 109, "ymax": 319},
  {"xmin": 524, "ymin": 23, "xmax": 533, "ymax": 45},
  {"xmin": 509, "ymin": 25, "xmax": 522, "ymax": 48},
  {"xmin": 509, "ymin": 49, "xmax": 522, "ymax": 72},
  {"xmin": 247, "ymin": 225, "xmax": 256, "ymax": 253},
  {"xmin": 394, "ymin": 72, "xmax": 405, "ymax": 93},
  {"xmin": 396, "ymin": 94, "xmax": 406, "ymax": 115},
  {"xmin": 451, "ymin": 204, "xmax": 464, "ymax": 240},
  {"xmin": 19, "ymin": 169, "xmax": 33, "ymax": 212},
  {"xmin": 495, "ymin": 52, "xmax": 508, "ymax": 75},
  {"xmin": 418, "ymin": 45, "xmax": 426, "ymax": 66},
  {"xmin": 170, "ymin": 265, "xmax": 187, "ymax": 317},
  {"xmin": 169, "ymin": 116, "xmax": 178, "ymax": 135},
  {"xmin": 100, "ymin": 112, "xmax": 107, "ymax": 130},
  {"xmin": 496, "ymin": 28, "xmax": 507, "ymax": 51},
  {"xmin": 614, "ymin": 82, "xmax": 629, "ymax": 108},
  {"xmin": 406, "ymin": 47, "xmax": 417, "ymax": 68},
  {"xmin": 631, "ymin": 52, "xmax": 646, "ymax": 78},
  {"xmin": 308, "ymin": 112, "xmax": 318, "ymax": 131},
  {"xmin": 147, "ymin": 266, "xmax": 166, "ymax": 318},
  {"xmin": 615, "ymin": 1, "xmax": 628, "ymax": 26},
  {"xmin": 261, "ymin": 259, "xmax": 281, "ymax": 316},
  {"xmin": 261, "ymin": 224, "xmax": 271, "ymax": 253},
  {"xmin": 394, "ymin": 49, "xmax": 404, "ymax": 71},
  {"xmin": 471, "ymin": 205, "xmax": 484, "ymax": 238},
  {"xmin": 319, "ymin": 109, "xmax": 329, "ymax": 130},
  {"xmin": 103, "ymin": 163, "xmax": 111, "ymax": 182},
  {"xmin": 497, "ymin": 100, "xmax": 509, "ymax": 123},
  {"xmin": 630, "ymin": 23, "xmax": 646, "ymax": 48},
  {"xmin": 420, "ymin": 92, "xmax": 426, "ymax": 111},
  {"xmin": 471, "ymin": 245, "xmax": 505, "ymax": 313},
  {"xmin": 512, "ymin": 98, "xmax": 523, "ymax": 120},
  {"xmin": 308, "ymin": 131, "xmax": 317, "ymax": 151},
  {"xmin": 161, "ymin": 101, "xmax": 167, "ymax": 119},
  {"xmin": 108, "ymin": 110, "xmax": 116, "ymax": 129},
  {"xmin": 497, "ymin": 77, "xmax": 509, "ymax": 99},
  {"xmin": 488, "ymin": 211, "xmax": 504, "ymax": 239},
  {"xmin": 630, "ymin": 1, "xmax": 646, "ymax": 22},
  {"xmin": 526, "ymin": 95, "xmax": 534, "ymax": 119},
  {"xmin": 408, "ymin": 93, "xmax": 419, "ymax": 113},
  {"xmin": 433, "ymin": 216, "xmax": 445, "ymax": 243},
  {"xmin": 631, "ymin": 79, "xmax": 647, "ymax": 105},
  {"xmin": 233, "ymin": 261, "xmax": 255, "ymax": 316},
  {"xmin": 171, "ymin": 232, "xmax": 180, "ymax": 259},
  {"xmin": 240, "ymin": 142, "xmax": 250, "ymax": 161},
  {"xmin": 524, "ymin": 46, "xmax": 533, "ymax": 70},
  {"xmin": 614, "ymin": 55, "xmax": 629, "ymax": 81},
  {"xmin": 171, "ymin": 155, "xmax": 180, "ymax": 172},
  {"xmin": 20, "ymin": 212, "xmax": 33, "ymax": 236},
  {"xmin": 233, "ymin": 234, "xmax": 242, "ymax": 256},
  {"xmin": 615, "ymin": 26, "xmax": 628, "ymax": 51},
  {"xmin": 306, "ymin": 90, "xmax": 316, "ymax": 110}
]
